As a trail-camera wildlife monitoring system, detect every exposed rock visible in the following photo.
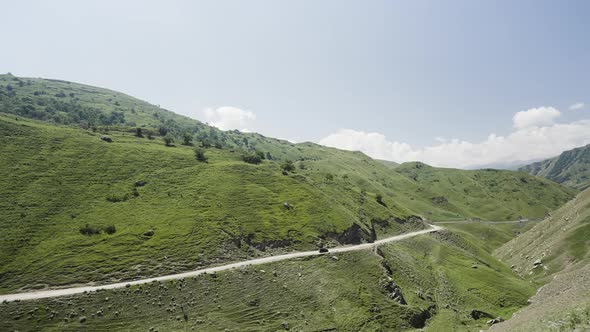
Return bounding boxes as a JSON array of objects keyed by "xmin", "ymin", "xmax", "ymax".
[
  {"xmin": 380, "ymin": 277, "xmax": 406, "ymax": 304},
  {"xmin": 533, "ymin": 259, "xmax": 542, "ymax": 266},
  {"xmin": 283, "ymin": 202, "xmax": 292, "ymax": 210},
  {"xmin": 79, "ymin": 316, "xmax": 87, "ymax": 323},
  {"xmin": 326, "ymin": 223, "xmax": 375, "ymax": 245},
  {"xmin": 487, "ymin": 317, "xmax": 504, "ymax": 325},
  {"xmin": 100, "ymin": 135, "xmax": 113, "ymax": 143},
  {"xmin": 282, "ymin": 321, "xmax": 290, "ymax": 330},
  {"xmin": 144, "ymin": 230, "xmax": 154, "ymax": 237},
  {"xmin": 470, "ymin": 309, "xmax": 494, "ymax": 320},
  {"xmin": 134, "ymin": 180, "xmax": 147, "ymax": 187}
]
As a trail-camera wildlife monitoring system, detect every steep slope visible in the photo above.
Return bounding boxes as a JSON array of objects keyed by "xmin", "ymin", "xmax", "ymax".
[
  {"xmin": 519, "ymin": 144, "xmax": 590, "ymax": 190},
  {"xmin": 0, "ymin": 74, "xmax": 577, "ymax": 294},
  {"xmin": 490, "ymin": 188, "xmax": 590, "ymax": 331},
  {"xmin": 0, "ymin": 229, "xmax": 535, "ymax": 331}
]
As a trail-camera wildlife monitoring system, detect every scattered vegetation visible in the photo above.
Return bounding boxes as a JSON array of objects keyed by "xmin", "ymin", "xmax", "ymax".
[{"xmin": 194, "ymin": 148, "xmax": 207, "ymax": 163}]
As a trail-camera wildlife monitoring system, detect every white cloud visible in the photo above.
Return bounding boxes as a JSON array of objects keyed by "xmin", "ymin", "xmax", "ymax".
[
  {"xmin": 512, "ymin": 106, "xmax": 560, "ymax": 129},
  {"xmin": 569, "ymin": 102, "xmax": 585, "ymax": 111},
  {"xmin": 202, "ymin": 106, "xmax": 256, "ymax": 131},
  {"xmin": 319, "ymin": 107, "xmax": 590, "ymax": 169}
]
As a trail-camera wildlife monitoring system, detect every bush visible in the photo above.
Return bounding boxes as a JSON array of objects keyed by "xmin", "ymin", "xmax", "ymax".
[
  {"xmin": 281, "ymin": 160, "xmax": 295, "ymax": 172},
  {"xmin": 182, "ymin": 133, "xmax": 193, "ymax": 146},
  {"xmin": 104, "ymin": 225, "xmax": 117, "ymax": 235},
  {"xmin": 106, "ymin": 193, "xmax": 129, "ymax": 202},
  {"xmin": 376, "ymin": 194, "xmax": 386, "ymax": 206},
  {"xmin": 242, "ymin": 154, "xmax": 262, "ymax": 165},
  {"xmin": 135, "ymin": 128, "xmax": 144, "ymax": 138},
  {"xmin": 80, "ymin": 224, "xmax": 101, "ymax": 236},
  {"xmin": 164, "ymin": 135, "xmax": 174, "ymax": 147},
  {"xmin": 325, "ymin": 173, "xmax": 334, "ymax": 181},
  {"xmin": 195, "ymin": 148, "xmax": 208, "ymax": 162}
]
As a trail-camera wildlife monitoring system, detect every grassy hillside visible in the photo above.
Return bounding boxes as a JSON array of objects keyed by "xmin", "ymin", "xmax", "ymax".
[
  {"xmin": 0, "ymin": 115, "xmax": 576, "ymax": 293},
  {"xmin": 0, "ymin": 230, "xmax": 534, "ymax": 331},
  {"xmin": 490, "ymin": 188, "xmax": 590, "ymax": 331},
  {"xmin": 392, "ymin": 162, "xmax": 576, "ymax": 221},
  {"xmin": 0, "ymin": 75, "xmax": 576, "ymax": 295},
  {"xmin": 519, "ymin": 144, "xmax": 590, "ymax": 190}
]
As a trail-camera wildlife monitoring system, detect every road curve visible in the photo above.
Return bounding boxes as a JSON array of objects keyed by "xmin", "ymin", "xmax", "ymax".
[{"xmin": 0, "ymin": 224, "xmax": 442, "ymax": 303}]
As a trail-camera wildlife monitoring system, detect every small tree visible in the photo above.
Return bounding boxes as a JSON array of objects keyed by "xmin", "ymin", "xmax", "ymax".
[
  {"xmin": 182, "ymin": 133, "xmax": 193, "ymax": 146},
  {"xmin": 164, "ymin": 135, "xmax": 174, "ymax": 147},
  {"xmin": 201, "ymin": 139, "xmax": 212, "ymax": 148},
  {"xmin": 195, "ymin": 148, "xmax": 208, "ymax": 162},
  {"xmin": 242, "ymin": 154, "xmax": 262, "ymax": 164},
  {"xmin": 281, "ymin": 160, "xmax": 295, "ymax": 172},
  {"xmin": 135, "ymin": 127, "xmax": 144, "ymax": 138},
  {"xmin": 256, "ymin": 151, "xmax": 266, "ymax": 160}
]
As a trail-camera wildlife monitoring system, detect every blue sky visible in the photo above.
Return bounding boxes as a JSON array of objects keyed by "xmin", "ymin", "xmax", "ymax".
[{"xmin": 1, "ymin": 0, "xmax": 589, "ymax": 167}]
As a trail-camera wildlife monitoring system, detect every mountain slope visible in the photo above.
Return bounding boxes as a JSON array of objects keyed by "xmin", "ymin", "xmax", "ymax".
[
  {"xmin": 519, "ymin": 144, "xmax": 590, "ymax": 190},
  {"xmin": 0, "ymin": 226, "xmax": 536, "ymax": 332},
  {"xmin": 0, "ymin": 74, "xmax": 577, "ymax": 295},
  {"xmin": 0, "ymin": 115, "xmax": 574, "ymax": 294},
  {"xmin": 490, "ymin": 188, "xmax": 590, "ymax": 331}
]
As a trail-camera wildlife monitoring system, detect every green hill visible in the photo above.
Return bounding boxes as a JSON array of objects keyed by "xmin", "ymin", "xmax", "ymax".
[
  {"xmin": 519, "ymin": 144, "xmax": 590, "ymax": 190},
  {"xmin": 0, "ymin": 74, "xmax": 577, "ymax": 295},
  {"xmin": 490, "ymin": 188, "xmax": 590, "ymax": 331},
  {"xmin": 0, "ymin": 224, "xmax": 536, "ymax": 331},
  {"xmin": 0, "ymin": 74, "xmax": 580, "ymax": 331}
]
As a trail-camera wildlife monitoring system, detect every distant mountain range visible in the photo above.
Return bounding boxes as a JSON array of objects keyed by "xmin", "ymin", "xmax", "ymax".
[{"xmin": 519, "ymin": 144, "xmax": 590, "ymax": 190}]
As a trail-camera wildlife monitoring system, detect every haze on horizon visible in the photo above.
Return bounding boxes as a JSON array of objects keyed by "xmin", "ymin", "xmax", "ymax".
[{"xmin": 1, "ymin": 0, "xmax": 589, "ymax": 168}]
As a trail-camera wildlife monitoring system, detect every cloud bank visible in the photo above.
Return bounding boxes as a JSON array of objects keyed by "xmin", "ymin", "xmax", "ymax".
[
  {"xmin": 202, "ymin": 106, "xmax": 256, "ymax": 131},
  {"xmin": 569, "ymin": 102, "xmax": 585, "ymax": 110},
  {"xmin": 319, "ymin": 107, "xmax": 590, "ymax": 169}
]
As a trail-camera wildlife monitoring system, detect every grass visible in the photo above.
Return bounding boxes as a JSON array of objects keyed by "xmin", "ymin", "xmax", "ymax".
[
  {"xmin": 0, "ymin": 74, "xmax": 573, "ymax": 330},
  {"xmin": 441, "ymin": 221, "xmax": 537, "ymax": 252},
  {"xmin": 0, "ymin": 230, "xmax": 534, "ymax": 331},
  {"xmin": 0, "ymin": 114, "xmax": 574, "ymax": 293},
  {"xmin": 565, "ymin": 217, "xmax": 590, "ymax": 260}
]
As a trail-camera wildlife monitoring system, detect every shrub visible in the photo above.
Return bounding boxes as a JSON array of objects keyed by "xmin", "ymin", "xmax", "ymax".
[
  {"xmin": 164, "ymin": 135, "xmax": 174, "ymax": 147},
  {"xmin": 325, "ymin": 173, "xmax": 334, "ymax": 181},
  {"xmin": 195, "ymin": 148, "xmax": 208, "ymax": 162},
  {"xmin": 281, "ymin": 160, "xmax": 295, "ymax": 172},
  {"xmin": 80, "ymin": 224, "xmax": 101, "ymax": 236},
  {"xmin": 135, "ymin": 128, "xmax": 144, "ymax": 138},
  {"xmin": 201, "ymin": 139, "xmax": 212, "ymax": 148},
  {"xmin": 104, "ymin": 225, "xmax": 117, "ymax": 235},
  {"xmin": 376, "ymin": 194, "xmax": 386, "ymax": 206},
  {"xmin": 242, "ymin": 154, "xmax": 262, "ymax": 165},
  {"xmin": 182, "ymin": 133, "xmax": 193, "ymax": 146}
]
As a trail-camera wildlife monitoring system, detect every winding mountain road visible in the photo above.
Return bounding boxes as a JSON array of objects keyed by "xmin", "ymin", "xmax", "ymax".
[{"xmin": 0, "ymin": 224, "xmax": 442, "ymax": 303}]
